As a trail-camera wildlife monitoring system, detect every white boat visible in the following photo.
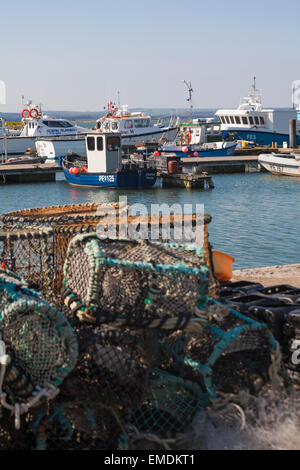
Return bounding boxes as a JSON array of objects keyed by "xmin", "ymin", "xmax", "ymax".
[
  {"xmin": 95, "ymin": 102, "xmax": 178, "ymax": 146},
  {"xmin": 0, "ymin": 101, "xmax": 88, "ymax": 156},
  {"xmin": 258, "ymin": 152, "xmax": 300, "ymax": 176},
  {"xmin": 35, "ymin": 102, "xmax": 179, "ymax": 160},
  {"xmin": 216, "ymin": 78, "xmax": 300, "ymax": 147},
  {"xmin": 35, "ymin": 135, "xmax": 87, "ymax": 160}
]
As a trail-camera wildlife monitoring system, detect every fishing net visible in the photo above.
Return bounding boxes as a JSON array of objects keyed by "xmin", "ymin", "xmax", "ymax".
[
  {"xmin": 29, "ymin": 323, "xmax": 151, "ymax": 450},
  {"xmin": 0, "ymin": 269, "xmax": 78, "ymax": 430},
  {"xmin": 62, "ymin": 234, "xmax": 210, "ymax": 328},
  {"xmin": 159, "ymin": 302, "xmax": 278, "ymax": 398},
  {"xmin": 0, "ymin": 226, "xmax": 54, "ymax": 300},
  {"xmin": 0, "ymin": 205, "xmax": 214, "ymax": 302}
]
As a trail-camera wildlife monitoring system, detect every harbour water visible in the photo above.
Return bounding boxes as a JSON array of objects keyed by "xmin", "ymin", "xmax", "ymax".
[{"xmin": 0, "ymin": 171, "xmax": 299, "ymax": 270}]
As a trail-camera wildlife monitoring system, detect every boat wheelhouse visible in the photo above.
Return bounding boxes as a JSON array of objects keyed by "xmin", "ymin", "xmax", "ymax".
[
  {"xmin": 95, "ymin": 102, "xmax": 178, "ymax": 146},
  {"xmin": 216, "ymin": 79, "xmax": 300, "ymax": 146}
]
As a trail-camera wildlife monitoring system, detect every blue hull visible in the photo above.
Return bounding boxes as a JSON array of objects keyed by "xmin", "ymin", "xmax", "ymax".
[
  {"xmin": 223, "ymin": 129, "xmax": 300, "ymax": 147},
  {"xmin": 162, "ymin": 145, "xmax": 237, "ymax": 158},
  {"xmin": 63, "ymin": 169, "xmax": 157, "ymax": 188}
]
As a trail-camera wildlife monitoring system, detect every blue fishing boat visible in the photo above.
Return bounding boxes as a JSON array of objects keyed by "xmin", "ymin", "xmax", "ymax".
[{"xmin": 62, "ymin": 132, "xmax": 157, "ymax": 188}]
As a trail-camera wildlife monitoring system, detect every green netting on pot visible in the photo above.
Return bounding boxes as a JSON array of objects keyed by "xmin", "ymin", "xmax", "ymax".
[
  {"xmin": 31, "ymin": 401, "xmax": 124, "ymax": 450},
  {"xmin": 62, "ymin": 234, "xmax": 210, "ymax": 331},
  {"xmin": 61, "ymin": 324, "xmax": 150, "ymax": 410},
  {"xmin": 124, "ymin": 369, "xmax": 208, "ymax": 445},
  {"xmin": 159, "ymin": 301, "xmax": 278, "ymax": 398},
  {"xmin": 0, "ymin": 226, "xmax": 54, "ymax": 299},
  {"xmin": 0, "ymin": 269, "xmax": 78, "ymax": 428}
]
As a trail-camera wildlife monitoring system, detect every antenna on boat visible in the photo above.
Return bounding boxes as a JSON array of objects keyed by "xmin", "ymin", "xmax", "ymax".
[
  {"xmin": 117, "ymin": 90, "xmax": 120, "ymax": 108},
  {"xmin": 183, "ymin": 80, "xmax": 193, "ymax": 122}
]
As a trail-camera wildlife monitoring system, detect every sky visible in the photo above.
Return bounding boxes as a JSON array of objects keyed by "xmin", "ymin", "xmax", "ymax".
[{"xmin": 0, "ymin": 0, "xmax": 300, "ymax": 112}]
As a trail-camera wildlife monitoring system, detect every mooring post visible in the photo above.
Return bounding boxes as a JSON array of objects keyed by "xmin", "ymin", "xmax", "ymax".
[{"xmin": 289, "ymin": 119, "xmax": 297, "ymax": 149}]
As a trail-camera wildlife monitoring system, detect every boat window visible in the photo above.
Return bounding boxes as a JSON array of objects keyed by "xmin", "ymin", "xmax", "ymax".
[
  {"xmin": 260, "ymin": 116, "xmax": 265, "ymax": 125},
  {"xmin": 87, "ymin": 136, "xmax": 95, "ymax": 151},
  {"xmin": 97, "ymin": 136, "xmax": 103, "ymax": 151},
  {"xmin": 225, "ymin": 116, "xmax": 230, "ymax": 124},
  {"xmin": 59, "ymin": 121, "xmax": 74, "ymax": 128},
  {"xmin": 107, "ymin": 136, "xmax": 120, "ymax": 151},
  {"xmin": 242, "ymin": 116, "xmax": 248, "ymax": 125},
  {"xmin": 254, "ymin": 116, "xmax": 259, "ymax": 125},
  {"xmin": 42, "ymin": 120, "xmax": 65, "ymax": 128},
  {"xmin": 111, "ymin": 121, "xmax": 119, "ymax": 131},
  {"xmin": 235, "ymin": 116, "xmax": 241, "ymax": 124},
  {"xmin": 230, "ymin": 116, "xmax": 235, "ymax": 124},
  {"xmin": 249, "ymin": 116, "xmax": 254, "ymax": 125},
  {"xmin": 124, "ymin": 120, "xmax": 133, "ymax": 129},
  {"xmin": 134, "ymin": 118, "xmax": 150, "ymax": 128}
]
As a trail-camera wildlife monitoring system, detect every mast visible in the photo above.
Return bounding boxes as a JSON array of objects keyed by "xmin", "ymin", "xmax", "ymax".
[{"xmin": 183, "ymin": 80, "xmax": 193, "ymax": 122}]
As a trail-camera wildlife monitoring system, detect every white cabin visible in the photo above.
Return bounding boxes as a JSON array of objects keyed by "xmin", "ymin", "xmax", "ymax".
[
  {"xmin": 95, "ymin": 102, "xmax": 178, "ymax": 145},
  {"xmin": 19, "ymin": 101, "xmax": 88, "ymax": 138},
  {"xmin": 215, "ymin": 80, "xmax": 298, "ymax": 138},
  {"xmin": 86, "ymin": 133, "xmax": 122, "ymax": 173},
  {"xmin": 96, "ymin": 104, "xmax": 152, "ymax": 135}
]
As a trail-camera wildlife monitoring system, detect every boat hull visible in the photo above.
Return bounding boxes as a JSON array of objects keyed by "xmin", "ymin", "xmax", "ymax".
[
  {"xmin": 223, "ymin": 129, "xmax": 300, "ymax": 147},
  {"xmin": 121, "ymin": 127, "xmax": 178, "ymax": 146},
  {"xmin": 258, "ymin": 154, "xmax": 300, "ymax": 176},
  {"xmin": 63, "ymin": 169, "xmax": 157, "ymax": 188},
  {"xmin": 161, "ymin": 142, "xmax": 237, "ymax": 158}
]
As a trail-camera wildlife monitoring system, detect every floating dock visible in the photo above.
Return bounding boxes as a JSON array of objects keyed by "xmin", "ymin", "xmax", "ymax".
[
  {"xmin": 0, "ymin": 162, "xmax": 62, "ymax": 184},
  {"xmin": 158, "ymin": 171, "xmax": 214, "ymax": 189},
  {"xmin": 181, "ymin": 155, "xmax": 261, "ymax": 174}
]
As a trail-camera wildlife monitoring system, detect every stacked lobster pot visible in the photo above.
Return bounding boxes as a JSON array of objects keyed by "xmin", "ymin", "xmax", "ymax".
[
  {"xmin": 217, "ymin": 281, "xmax": 300, "ymax": 385},
  {"xmin": 61, "ymin": 234, "xmax": 278, "ymax": 450},
  {"xmin": 0, "ymin": 269, "xmax": 78, "ymax": 449}
]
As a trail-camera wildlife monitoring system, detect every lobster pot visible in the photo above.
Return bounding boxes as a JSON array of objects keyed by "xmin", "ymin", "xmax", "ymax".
[
  {"xmin": 62, "ymin": 234, "xmax": 210, "ymax": 326},
  {"xmin": 0, "ymin": 226, "xmax": 54, "ymax": 299},
  {"xmin": 32, "ymin": 399, "xmax": 124, "ymax": 451},
  {"xmin": 65, "ymin": 325, "xmax": 150, "ymax": 409},
  {"xmin": 0, "ymin": 202, "xmax": 125, "ymax": 227},
  {"xmin": 0, "ymin": 270, "xmax": 78, "ymax": 406},
  {"xmin": 125, "ymin": 370, "xmax": 206, "ymax": 447},
  {"xmin": 0, "ymin": 205, "xmax": 214, "ymax": 301},
  {"xmin": 160, "ymin": 303, "xmax": 278, "ymax": 398}
]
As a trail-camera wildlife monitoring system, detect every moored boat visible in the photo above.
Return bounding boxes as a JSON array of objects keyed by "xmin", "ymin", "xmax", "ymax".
[
  {"xmin": 216, "ymin": 78, "xmax": 300, "ymax": 147},
  {"xmin": 62, "ymin": 132, "xmax": 157, "ymax": 189},
  {"xmin": 0, "ymin": 100, "xmax": 88, "ymax": 156},
  {"xmin": 96, "ymin": 102, "xmax": 178, "ymax": 146},
  {"xmin": 258, "ymin": 152, "xmax": 300, "ymax": 176},
  {"xmin": 160, "ymin": 120, "xmax": 237, "ymax": 157}
]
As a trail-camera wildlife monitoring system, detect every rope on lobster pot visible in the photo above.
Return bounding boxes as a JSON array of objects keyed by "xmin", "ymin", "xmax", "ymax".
[{"xmin": 0, "ymin": 338, "xmax": 59, "ymax": 430}]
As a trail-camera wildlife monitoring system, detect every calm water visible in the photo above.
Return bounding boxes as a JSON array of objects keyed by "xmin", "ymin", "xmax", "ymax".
[{"xmin": 0, "ymin": 171, "xmax": 299, "ymax": 270}]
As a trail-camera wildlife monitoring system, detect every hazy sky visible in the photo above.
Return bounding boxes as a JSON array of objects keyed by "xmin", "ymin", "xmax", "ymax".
[{"xmin": 0, "ymin": 0, "xmax": 299, "ymax": 112}]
